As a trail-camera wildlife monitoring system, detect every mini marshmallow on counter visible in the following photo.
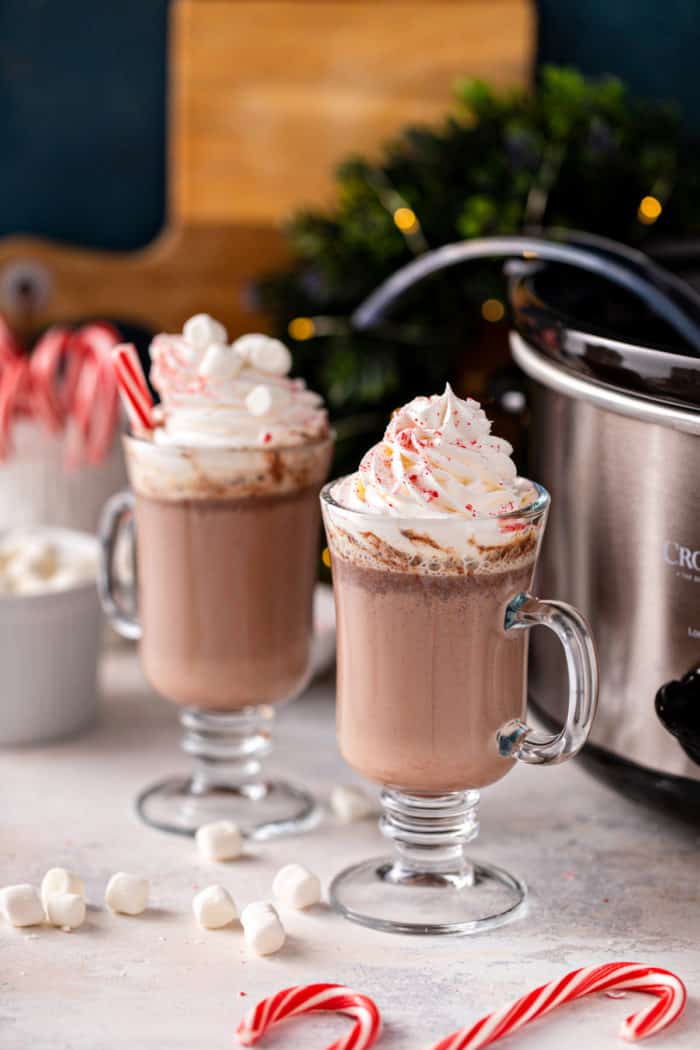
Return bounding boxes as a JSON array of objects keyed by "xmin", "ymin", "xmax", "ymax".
[
  {"xmin": 45, "ymin": 893, "xmax": 86, "ymax": 930},
  {"xmin": 104, "ymin": 873, "xmax": 149, "ymax": 916},
  {"xmin": 192, "ymin": 885, "xmax": 237, "ymax": 929},
  {"xmin": 196, "ymin": 820, "xmax": 243, "ymax": 862},
  {"xmin": 41, "ymin": 867, "xmax": 86, "ymax": 913},
  {"xmin": 330, "ymin": 785, "xmax": 377, "ymax": 823},
  {"xmin": 0, "ymin": 884, "xmax": 45, "ymax": 927},
  {"xmin": 240, "ymin": 901, "xmax": 286, "ymax": 956},
  {"xmin": 272, "ymin": 864, "xmax": 321, "ymax": 910}
]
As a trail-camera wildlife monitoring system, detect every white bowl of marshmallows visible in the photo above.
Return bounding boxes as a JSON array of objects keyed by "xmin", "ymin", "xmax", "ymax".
[{"xmin": 0, "ymin": 527, "xmax": 100, "ymax": 745}]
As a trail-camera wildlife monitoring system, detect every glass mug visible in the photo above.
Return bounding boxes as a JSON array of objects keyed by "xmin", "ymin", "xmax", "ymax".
[
  {"xmin": 99, "ymin": 434, "xmax": 333, "ymax": 837},
  {"xmin": 321, "ymin": 478, "xmax": 598, "ymax": 935}
]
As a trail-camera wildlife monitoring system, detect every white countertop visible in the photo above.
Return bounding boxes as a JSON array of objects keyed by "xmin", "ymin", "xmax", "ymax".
[{"xmin": 2, "ymin": 647, "xmax": 698, "ymax": 1049}]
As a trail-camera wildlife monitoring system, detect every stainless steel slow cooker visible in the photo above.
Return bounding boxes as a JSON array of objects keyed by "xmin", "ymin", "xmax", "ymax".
[
  {"xmin": 508, "ymin": 252, "xmax": 700, "ymax": 807},
  {"xmin": 353, "ymin": 233, "xmax": 700, "ymax": 809}
]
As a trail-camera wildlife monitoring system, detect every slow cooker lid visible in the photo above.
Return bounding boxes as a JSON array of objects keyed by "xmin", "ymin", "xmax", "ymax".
[{"xmin": 509, "ymin": 260, "xmax": 700, "ymax": 411}]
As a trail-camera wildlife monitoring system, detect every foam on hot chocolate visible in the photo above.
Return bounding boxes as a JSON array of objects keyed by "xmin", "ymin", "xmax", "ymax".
[
  {"xmin": 149, "ymin": 317, "xmax": 328, "ymax": 449},
  {"xmin": 329, "ymin": 386, "xmax": 540, "ymax": 573},
  {"xmin": 125, "ymin": 435, "xmax": 332, "ymax": 502}
]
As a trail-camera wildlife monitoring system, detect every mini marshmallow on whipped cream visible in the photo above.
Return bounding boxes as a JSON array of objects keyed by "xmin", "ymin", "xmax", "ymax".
[
  {"xmin": 148, "ymin": 315, "xmax": 328, "ymax": 448},
  {"xmin": 0, "ymin": 530, "xmax": 97, "ymax": 596}
]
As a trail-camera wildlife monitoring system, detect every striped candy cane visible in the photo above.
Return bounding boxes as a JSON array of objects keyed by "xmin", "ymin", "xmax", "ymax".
[
  {"xmin": 236, "ymin": 983, "xmax": 381, "ymax": 1050},
  {"xmin": 30, "ymin": 322, "xmax": 121, "ymax": 466},
  {"xmin": 431, "ymin": 963, "xmax": 687, "ymax": 1049},
  {"xmin": 69, "ymin": 323, "xmax": 120, "ymax": 464},
  {"xmin": 111, "ymin": 342, "xmax": 154, "ymax": 434}
]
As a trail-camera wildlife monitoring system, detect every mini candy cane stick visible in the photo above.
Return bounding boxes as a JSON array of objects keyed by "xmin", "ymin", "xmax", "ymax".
[
  {"xmin": 111, "ymin": 342, "xmax": 154, "ymax": 434},
  {"xmin": 236, "ymin": 983, "xmax": 381, "ymax": 1050},
  {"xmin": 432, "ymin": 963, "xmax": 687, "ymax": 1050}
]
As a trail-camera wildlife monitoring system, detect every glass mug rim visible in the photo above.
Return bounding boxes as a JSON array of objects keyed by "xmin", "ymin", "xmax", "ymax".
[
  {"xmin": 321, "ymin": 475, "xmax": 550, "ymax": 526},
  {"xmin": 123, "ymin": 431, "xmax": 335, "ymax": 458}
]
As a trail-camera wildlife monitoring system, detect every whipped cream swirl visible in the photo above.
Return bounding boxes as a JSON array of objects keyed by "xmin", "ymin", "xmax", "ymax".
[
  {"xmin": 334, "ymin": 385, "xmax": 532, "ymax": 518},
  {"xmin": 149, "ymin": 315, "xmax": 328, "ymax": 448}
]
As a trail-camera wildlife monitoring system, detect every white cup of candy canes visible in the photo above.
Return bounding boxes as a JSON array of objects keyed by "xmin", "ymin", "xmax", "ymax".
[{"xmin": 0, "ymin": 318, "xmax": 126, "ymax": 533}]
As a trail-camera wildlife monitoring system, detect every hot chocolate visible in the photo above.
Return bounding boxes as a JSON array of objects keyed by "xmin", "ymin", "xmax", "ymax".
[
  {"xmin": 136, "ymin": 486, "xmax": 322, "ymax": 710},
  {"xmin": 124, "ymin": 320, "xmax": 332, "ymax": 712},
  {"xmin": 325, "ymin": 384, "xmax": 539, "ymax": 793},
  {"xmin": 321, "ymin": 385, "xmax": 598, "ymax": 934},
  {"xmin": 100, "ymin": 315, "xmax": 333, "ymax": 836},
  {"xmin": 333, "ymin": 557, "xmax": 534, "ymax": 792}
]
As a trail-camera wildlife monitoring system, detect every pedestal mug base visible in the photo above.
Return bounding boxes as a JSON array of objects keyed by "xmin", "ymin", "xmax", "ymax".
[{"xmin": 135, "ymin": 706, "xmax": 319, "ymax": 838}]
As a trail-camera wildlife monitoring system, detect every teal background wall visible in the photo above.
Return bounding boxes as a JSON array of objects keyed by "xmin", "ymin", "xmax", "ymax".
[
  {"xmin": 0, "ymin": 0, "xmax": 168, "ymax": 250},
  {"xmin": 0, "ymin": 1, "xmax": 696, "ymax": 252},
  {"xmin": 537, "ymin": 0, "xmax": 700, "ymax": 133}
]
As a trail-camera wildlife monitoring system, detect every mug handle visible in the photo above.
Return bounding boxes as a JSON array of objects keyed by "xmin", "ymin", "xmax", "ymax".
[
  {"xmin": 97, "ymin": 490, "xmax": 141, "ymax": 641},
  {"xmin": 497, "ymin": 593, "xmax": 598, "ymax": 765}
]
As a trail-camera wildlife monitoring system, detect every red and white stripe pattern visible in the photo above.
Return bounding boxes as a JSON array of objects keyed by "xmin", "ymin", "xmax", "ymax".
[
  {"xmin": 0, "ymin": 319, "xmax": 121, "ymax": 462},
  {"xmin": 111, "ymin": 342, "xmax": 154, "ymax": 435},
  {"xmin": 431, "ymin": 963, "xmax": 687, "ymax": 1049},
  {"xmin": 69, "ymin": 323, "xmax": 120, "ymax": 465},
  {"xmin": 236, "ymin": 983, "xmax": 381, "ymax": 1050}
]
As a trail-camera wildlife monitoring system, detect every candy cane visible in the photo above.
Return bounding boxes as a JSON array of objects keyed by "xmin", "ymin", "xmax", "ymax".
[
  {"xmin": 70, "ymin": 323, "xmax": 120, "ymax": 464},
  {"xmin": 431, "ymin": 963, "xmax": 687, "ymax": 1049},
  {"xmin": 0, "ymin": 355, "xmax": 28, "ymax": 458},
  {"xmin": 236, "ymin": 983, "xmax": 381, "ymax": 1050},
  {"xmin": 29, "ymin": 326, "xmax": 74, "ymax": 431},
  {"xmin": 111, "ymin": 342, "xmax": 154, "ymax": 434},
  {"xmin": 30, "ymin": 322, "xmax": 121, "ymax": 466},
  {"xmin": 0, "ymin": 316, "xmax": 124, "ymax": 463}
]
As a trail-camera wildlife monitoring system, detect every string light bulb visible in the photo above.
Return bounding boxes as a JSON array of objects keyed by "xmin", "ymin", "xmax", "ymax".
[
  {"xmin": 321, "ymin": 547, "xmax": 331, "ymax": 568},
  {"xmin": 481, "ymin": 298, "xmax": 505, "ymax": 323},
  {"xmin": 288, "ymin": 317, "xmax": 316, "ymax": 341},
  {"xmin": 393, "ymin": 206, "xmax": 419, "ymax": 233},
  {"xmin": 638, "ymin": 195, "xmax": 662, "ymax": 225}
]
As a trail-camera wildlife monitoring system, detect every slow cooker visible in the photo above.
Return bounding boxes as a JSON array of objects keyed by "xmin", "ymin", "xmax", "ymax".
[{"xmin": 352, "ymin": 233, "xmax": 700, "ymax": 810}]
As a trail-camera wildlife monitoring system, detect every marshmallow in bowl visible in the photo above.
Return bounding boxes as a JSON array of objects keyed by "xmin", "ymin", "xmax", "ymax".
[
  {"xmin": 272, "ymin": 864, "xmax": 321, "ymax": 910},
  {"xmin": 0, "ymin": 531, "xmax": 96, "ymax": 596}
]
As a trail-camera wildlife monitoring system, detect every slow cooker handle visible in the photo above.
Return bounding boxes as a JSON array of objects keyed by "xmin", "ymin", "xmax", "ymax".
[
  {"xmin": 351, "ymin": 235, "xmax": 700, "ymax": 354},
  {"xmin": 497, "ymin": 593, "xmax": 599, "ymax": 765}
]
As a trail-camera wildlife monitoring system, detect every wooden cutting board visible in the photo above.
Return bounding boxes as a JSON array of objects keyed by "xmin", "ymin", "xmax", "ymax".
[{"xmin": 0, "ymin": 0, "xmax": 534, "ymax": 341}]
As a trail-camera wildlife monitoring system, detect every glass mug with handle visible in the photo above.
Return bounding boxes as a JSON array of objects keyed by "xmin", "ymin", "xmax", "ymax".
[
  {"xmin": 321, "ymin": 476, "xmax": 598, "ymax": 935},
  {"xmin": 99, "ymin": 433, "xmax": 333, "ymax": 838}
]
